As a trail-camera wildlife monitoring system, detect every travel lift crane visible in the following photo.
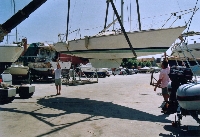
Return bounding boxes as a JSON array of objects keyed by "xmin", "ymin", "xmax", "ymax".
[{"xmin": 0, "ymin": 0, "xmax": 47, "ymax": 104}]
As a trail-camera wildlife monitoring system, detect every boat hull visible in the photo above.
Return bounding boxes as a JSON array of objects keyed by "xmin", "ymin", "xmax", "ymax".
[
  {"xmin": 89, "ymin": 59, "xmax": 122, "ymax": 68},
  {"xmin": 61, "ymin": 48, "xmax": 167, "ymax": 59},
  {"xmin": 177, "ymin": 83, "xmax": 200, "ymax": 110},
  {"xmin": 54, "ymin": 26, "xmax": 186, "ymax": 59},
  {"xmin": 0, "ymin": 44, "xmax": 24, "ymax": 62},
  {"xmin": 6, "ymin": 65, "xmax": 29, "ymax": 75}
]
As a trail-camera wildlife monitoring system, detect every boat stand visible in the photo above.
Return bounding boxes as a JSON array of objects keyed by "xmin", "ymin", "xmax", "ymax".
[
  {"xmin": 0, "ymin": 84, "xmax": 35, "ymax": 104},
  {"xmin": 0, "ymin": 72, "xmax": 35, "ymax": 104},
  {"xmin": 172, "ymin": 106, "xmax": 200, "ymax": 128},
  {"xmin": 62, "ymin": 67, "xmax": 98, "ymax": 86}
]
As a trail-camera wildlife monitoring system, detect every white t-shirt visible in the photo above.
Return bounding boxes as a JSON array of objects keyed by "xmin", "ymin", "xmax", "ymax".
[
  {"xmin": 159, "ymin": 67, "xmax": 170, "ymax": 88},
  {"xmin": 54, "ymin": 69, "xmax": 61, "ymax": 79}
]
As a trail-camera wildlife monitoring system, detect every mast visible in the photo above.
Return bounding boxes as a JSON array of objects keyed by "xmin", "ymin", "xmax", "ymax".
[
  {"xmin": 130, "ymin": 0, "xmax": 131, "ymax": 31},
  {"xmin": 104, "ymin": 0, "xmax": 110, "ymax": 29},
  {"xmin": 136, "ymin": 0, "xmax": 141, "ymax": 31},
  {"xmin": 121, "ymin": 0, "xmax": 124, "ymax": 25},
  {"xmin": 66, "ymin": 0, "xmax": 70, "ymax": 41},
  {"xmin": 12, "ymin": 0, "xmax": 18, "ymax": 42}
]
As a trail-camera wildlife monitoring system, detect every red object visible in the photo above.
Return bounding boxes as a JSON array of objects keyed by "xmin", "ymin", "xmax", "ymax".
[{"xmin": 59, "ymin": 53, "xmax": 88, "ymax": 66}]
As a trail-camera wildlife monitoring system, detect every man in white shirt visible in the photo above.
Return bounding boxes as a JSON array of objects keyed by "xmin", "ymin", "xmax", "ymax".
[{"xmin": 53, "ymin": 62, "xmax": 62, "ymax": 95}]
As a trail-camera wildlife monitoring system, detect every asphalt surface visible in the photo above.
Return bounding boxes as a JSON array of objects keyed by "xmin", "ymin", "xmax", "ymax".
[{"xmin": 0, "ymin": 73, "xmax": 200, "ymax": 137}]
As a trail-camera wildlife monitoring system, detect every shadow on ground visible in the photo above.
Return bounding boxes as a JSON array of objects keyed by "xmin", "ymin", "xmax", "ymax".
[
  {"xmin": 37, "ymin": 97, "xmax": 169, "ymax": 123},
  {"xmin": 159, "ymin": 125, "xmax": 200, "ymax": 137},
  {"xmin": 1, "ymin": 97, "xmax": 199, "ymax": 136}
]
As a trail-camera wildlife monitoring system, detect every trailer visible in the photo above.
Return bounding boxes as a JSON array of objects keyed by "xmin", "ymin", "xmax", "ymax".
[{"xmin": 0, "ymin": 73, "xmax": 35, "ymax": 104}]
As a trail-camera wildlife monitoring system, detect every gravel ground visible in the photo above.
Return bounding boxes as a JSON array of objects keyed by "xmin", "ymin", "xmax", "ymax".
[{"xmin": 0, "ymin": 73, "xmax": 200, "ymax": 137}]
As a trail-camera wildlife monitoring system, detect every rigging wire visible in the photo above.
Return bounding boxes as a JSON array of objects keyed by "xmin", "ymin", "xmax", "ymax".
[
  {"xmin": 75, "ymin": 1, "xmax": 86, "ymax": 39},
  {"xmin": 69, "ymin": 0, "xmax": 77, "ymax": 34},
  {"xmin": 169, "ymin": 8, "xmax": 199, "ymax": 28},
  {"xmin": 162, "ymin": 8, "xmax": 196, "ymax": 28},
  {"xmin": 175, "ymin": 0, "xmax": 199, "ymax": 78},
  {"xmin": 185, "ymin": 0, "xmax": 199, "ymax": 34},
  {"xmin": 176, "ymin": 0, "xmax": 187, "ymax": 25}
]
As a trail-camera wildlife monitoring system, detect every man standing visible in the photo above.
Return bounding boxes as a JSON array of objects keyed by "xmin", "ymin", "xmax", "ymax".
[
  {"xmin": 154, "ymin": 60, "xmax": 170, "ymax": 102},
  {"xmin": 54, "ymin": 62, "xmax": 62, "ymax": 95}
]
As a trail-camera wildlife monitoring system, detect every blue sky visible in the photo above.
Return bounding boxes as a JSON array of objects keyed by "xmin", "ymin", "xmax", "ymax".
[{"xmin": 0, "ymin": 0, "xmax": 199, "ymax": 47}]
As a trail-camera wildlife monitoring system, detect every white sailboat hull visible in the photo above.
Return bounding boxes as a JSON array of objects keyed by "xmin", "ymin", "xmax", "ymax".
[
  {"xmin": 63, "ymin": 50, "xmax": 163, "ymax": 59},
  {"xmin": 0, "ymin": 44, "xmax": 24, "ymax": 62},
  {"xmin": 54, "ymin": 26, "xmax": 186, "ymax": 59}
]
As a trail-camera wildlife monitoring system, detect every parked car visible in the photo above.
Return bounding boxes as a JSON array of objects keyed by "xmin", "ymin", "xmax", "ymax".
[
  {"xmin": 119, "ymin": 68, "xmax": 127, "ymax": 75},
  {"xmin": 113, "ymin": 67, "xmax": 127, "ymax": 75},
  {"xmin": 112, "ymin": 68, "xmax": 121, "ymax": 75},
  {"xmin": 138, "ymin": 66, "xmax": 151, "ymax": 73},
  {"xmin": 124, "ymin": 69, "xmax": 135, "ymax": 75},
  {"xmin": 102, "ymin": 68, "xmax": 112, "ymax": 77},
  {"xmin": 150, "ymin": 67, "xmax": 161, "ymax": 73},
  {"xmin": 133, "ymin": 69, "xmax": 138, "ymax": 74}
]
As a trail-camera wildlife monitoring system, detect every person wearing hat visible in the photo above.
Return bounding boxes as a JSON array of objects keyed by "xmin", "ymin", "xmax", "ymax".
[{"xmin": 53, "ymin": 62, "xmax": 62, "ymax": 95}]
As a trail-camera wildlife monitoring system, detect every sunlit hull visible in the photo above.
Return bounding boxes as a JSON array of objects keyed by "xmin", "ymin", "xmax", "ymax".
[
  {"xmin": 54, "ymin": 26, "xmax": 186, "ymax": 59},
  {"xmin": 0, "ymin": 44, "xmax": 24, "ymax": 62}
]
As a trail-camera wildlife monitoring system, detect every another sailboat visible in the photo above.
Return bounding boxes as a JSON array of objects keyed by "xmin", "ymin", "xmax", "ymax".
[
  {"xmin": 171, "ymin": 32, "xmax": 200, "ymax": 59},
  {"xmin": 78, "ymin": 63, "xmax": 107, "ymax": 78}
]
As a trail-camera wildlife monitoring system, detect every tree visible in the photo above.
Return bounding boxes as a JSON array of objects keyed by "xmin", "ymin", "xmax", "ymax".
[{"xmin": 145, "ymin": 61, "xmax": 152, "ymax": 67}]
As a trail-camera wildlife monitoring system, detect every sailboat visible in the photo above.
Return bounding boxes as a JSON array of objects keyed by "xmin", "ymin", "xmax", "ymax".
[{"xmin": 54, "ymin": 0, "xmax": 186, "ymax": 68}]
